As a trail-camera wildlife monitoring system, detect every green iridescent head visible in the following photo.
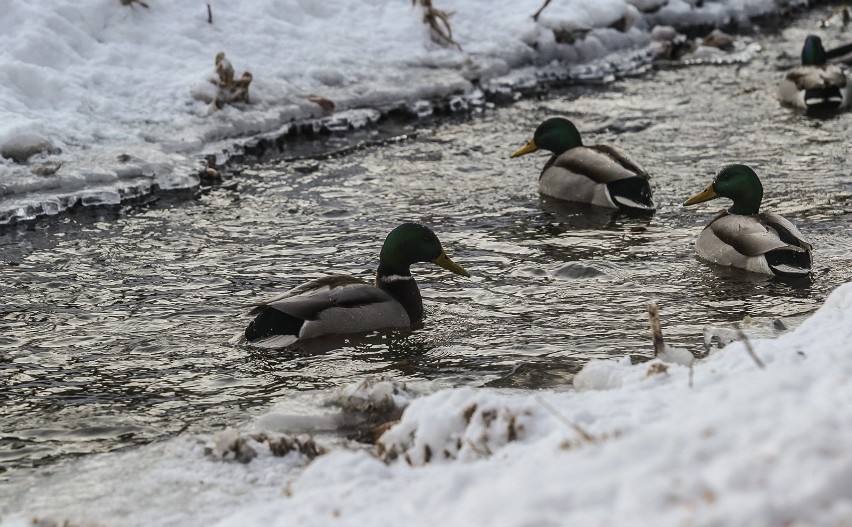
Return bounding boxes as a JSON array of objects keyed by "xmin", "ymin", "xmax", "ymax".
[
  {"xmin": 379, "ymin": 223, "xmax": 469, "ymax": 277},
  {"xmin": 511, "ymin": 117, "xmax": 583, "ymax": 158},
  {"xmin": 802, "ymin": 35, "xmax": 827, "ymax": 66},
  {"xmin": 683, "ymin": 164, "xmax": 764, "ymax": 215}
]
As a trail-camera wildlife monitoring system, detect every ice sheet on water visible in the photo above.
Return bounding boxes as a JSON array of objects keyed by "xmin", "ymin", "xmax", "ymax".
[
  {"xmin": 0, "ymin": 158, "xmax": 191, "ymax": 224},
  {"xmin": 410, "ymin": 100, "xmax": 434, "ymax": 118},
  {"xmin": 79, "ymin": 189, "xmax": 121, "ymax": 207},
  {"xmin": 154, "ymin": 167, "xmax": 201, "ymax": 192}
]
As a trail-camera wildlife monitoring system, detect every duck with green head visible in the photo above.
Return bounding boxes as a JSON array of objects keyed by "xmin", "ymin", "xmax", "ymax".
[
  {"xmin": 683, "ymin": 164, "xmax": 812, "ymax": 277},
  {"xmin": 241, "ymin": 223, "xmax": 470, "ymax": 348},
  {"xmin": 510, "ymin": 117, "xmax": 655, "ymax": 211},
  {"xmin": 779, "ymin": 34, "xmax": 851, "ymax": 111}
]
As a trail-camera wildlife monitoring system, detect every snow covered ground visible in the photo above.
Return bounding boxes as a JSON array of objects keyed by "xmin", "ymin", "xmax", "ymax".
[
  {"xmin": 5, "ymin": 281, "xmax": 852, "ymax": 527},
  {"xmin": 0, "ymin": 0, "xmax": 801, "ymax": 224}
]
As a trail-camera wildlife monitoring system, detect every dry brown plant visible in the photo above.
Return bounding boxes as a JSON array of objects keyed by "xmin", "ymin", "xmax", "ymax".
[
  {"xmin": 412, "ymin": 0, "xmax": 461, "ymax": 50},
  {"xmin": 208, "ymin": 52, "xmax": 253, "ymax": 111},
  {"xmin": 120, "ymin": 0, "xmax": 149, "ymax": 8}
]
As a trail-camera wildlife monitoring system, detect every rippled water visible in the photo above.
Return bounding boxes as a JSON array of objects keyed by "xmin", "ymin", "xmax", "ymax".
[{"xmin": 2, "ymin": 11, "xmax": 852, "ymax": 482}]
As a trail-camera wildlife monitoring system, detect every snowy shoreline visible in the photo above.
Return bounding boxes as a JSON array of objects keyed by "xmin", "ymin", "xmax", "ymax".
[
  {"xmin": 4, "ymin": 281, "xmax": 852, "ymax": 527},
  {"xmin": 0, "ymin": 0, "xmax": 806, "ymax": 225}
]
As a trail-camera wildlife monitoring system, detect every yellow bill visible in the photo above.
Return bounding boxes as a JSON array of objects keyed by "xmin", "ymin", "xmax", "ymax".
[
  {"xmin": 683, "ymin": 184, "xmax": 719, "ymax": 206},
  {"xmin": 433, "ymin": 252, "xmax": 470, "ymax": 277},
  {"xmin": 510, "ymin": 138, "xmax": 539, "ymax": 158}
]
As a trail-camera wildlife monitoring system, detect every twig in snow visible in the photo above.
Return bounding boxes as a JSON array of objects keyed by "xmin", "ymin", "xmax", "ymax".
[
  {"xmin": 207, "ymin": 3, "xmax": 213, "ymax": 24},
  {"xmin": 120, "ymin": 0, "xmax": 149, "ymax": 8},
  {"xmin": 307, "ymin": 94, "xmax": 335, "ymax": 115},
  {"xmin": 648, "ymin": 303, "xmax": 665, "ymax": 357},
  {"xmin": 689, "ymin": 362, "xmax": 694, "ymax": 389},
  {"xmin": 215, "ymin": 52, "xmax": 234, "ymax": 87},
  {"xmin": 735, "ymin": 325, "xmax": 765, "ymax": 369},
  {"xmin": 649, "ymin": 302, "xmax": 696, "ymax": 388},
  {"xmin": 532, "ymin": 0, "xmax": 553, "ymax": 22},
  {"xmin": 536, "ymin": 396, "xmax": 595, "ymax": 443},
  {"xmin": 412, "ymin": 0, "xmax": 461, "ymax": 50}
]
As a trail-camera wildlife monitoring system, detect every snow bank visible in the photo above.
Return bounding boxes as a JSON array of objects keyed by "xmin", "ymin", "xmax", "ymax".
[
  {"xmin": 213, "ymin": 280, "xmax": 852, "ymax": 527},
  {"xmin": 0, "ymin": 0, "xmax": 801, "ymax": 224},
  {"xmin": 5, "ymin": 281, "xmax": 852, "ymax": 527}
]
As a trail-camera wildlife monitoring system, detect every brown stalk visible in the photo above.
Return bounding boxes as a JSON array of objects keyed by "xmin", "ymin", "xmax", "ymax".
[
  {"xmin": 536, "ymin": 396, "xmax": 595, "ymax": 443},
  {"xmin": 532, "ymin": 0, "xmax": 553, "ymax": 22},
  {"xmin": 735, "ymin": 326, "xmax": 765, "ymax": 369},
  {"xmin": 648, "ymin": 303, "xmax": 665, "ymax": 357},
  {"xmin": 412, "ymin": 0, "xmax": 462, "ymax": 50}
]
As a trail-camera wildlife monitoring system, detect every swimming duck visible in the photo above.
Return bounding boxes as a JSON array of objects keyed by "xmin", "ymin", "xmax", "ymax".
[
  {"xmin": 240, "ymin": 222, "xmax": 470, "ymax": 348},
  {"xmin": 779, "ymin": 35, "xmax": 851, "ymax": 111},
  {"xmin": 683, "ymin": 164, "xmax": 812, "ymax": 277},
  {"xmin": 510, "ymin": 117, "xmax": 655, "ymax": 212}
]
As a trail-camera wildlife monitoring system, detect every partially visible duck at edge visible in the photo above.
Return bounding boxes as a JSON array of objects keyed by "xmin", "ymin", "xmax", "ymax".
[
  {"xmin": 510, "ymin": 116, "xmax": 655, "ymax": 212},
  {"xmin": 683, "ymin": 164, "xmax": 812, "ymax": 277},
  {"xmin": 779, "ymin": 34, "xmax": 851, "ymax": 112}
]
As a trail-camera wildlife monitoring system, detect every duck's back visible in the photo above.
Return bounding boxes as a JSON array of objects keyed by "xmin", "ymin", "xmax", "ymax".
[
  {"xmin": 540, "ymin": 145, "xmax": 654, "ymax": 210},
  {"xmin": 779, "ymin": 64, "xmax": 851, "ymax": 109},
  {"xmin": 245, "ymin": 275, "xmax": 410, "ymax": 347},
  {"xmin": 697, "ymin": 211, "xmax": 811, "ymax": 276}
]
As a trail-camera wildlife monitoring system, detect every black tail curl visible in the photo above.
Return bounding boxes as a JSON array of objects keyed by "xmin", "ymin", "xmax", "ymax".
[{"xmin": 244, "ymin": 307, "xmax": 303, "ymax": 341}]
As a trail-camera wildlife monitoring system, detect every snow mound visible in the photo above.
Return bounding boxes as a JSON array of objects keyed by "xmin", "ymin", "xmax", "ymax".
[
  {"xmin": 377, "ymin": 388, "xmax": 546, "ymax": 465},
  {"xmin": 331, "ymin": 376, "xmax": 414, "ymax": 416}
]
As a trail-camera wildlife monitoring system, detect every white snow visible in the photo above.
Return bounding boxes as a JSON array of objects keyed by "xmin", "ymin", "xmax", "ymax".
[
  {"xmin": 0, "ymin": 0, "xmax": 802, "ymax": 224},
  {"xmin": 5, "ymin": 281, "xmax": 852, "ymax": 526}
]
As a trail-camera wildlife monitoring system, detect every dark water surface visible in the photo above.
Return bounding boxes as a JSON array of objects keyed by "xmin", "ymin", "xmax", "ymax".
[{"xmin": 2, "ymin": 10, "xmax": 851, "ymax": 481}]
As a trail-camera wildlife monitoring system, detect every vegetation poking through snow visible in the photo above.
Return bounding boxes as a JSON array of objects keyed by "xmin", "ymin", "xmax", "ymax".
[
  {"xmin": 307, "ymin": 94, "xmax": 335, "ymax": 115},
  {"xmin": 735, "ymin": 325, "xmax": 766, "ymax": 369},
  {"xmin": 652, "ymin": 26, "xmax": 743, "ymax": 63},
  {"xmin": 376, "ymin": 392, "xmax": 536, "ymax": 465},
  {"xmin": 120, "ymin": 0, "xmax": 149, "ymax": 8},
  {"xmin": 192, "ymin": 52, "xmax": 253, "ymax": 113},
  {"xmin": 648, "ymin": 303, "xmax": 665, "ymax": 357},
  {"xmin": 331, "ymin": 376, "xmax": 414, "ymax": 444},
  {"xmin": 205, "ymin": 429, "xmax": 323, "ymax": 464},
  {"xmin": 531, "ymin": 0, "xmax": 552, "ymax": 22},
  {"xmin": 332, "ymin": 376, "xmax": 413, "ymax": 417},
  {"xmin": 412, "ymin": 0, "xmax": 461, "ymax": 50}
]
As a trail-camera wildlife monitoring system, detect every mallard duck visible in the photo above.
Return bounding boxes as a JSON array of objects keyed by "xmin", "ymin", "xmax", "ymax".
[
  {"xmin": 779, "ymin": 35, "xmax": 851, "ymax": 111},
  {"xmin": 240, "ymin": 223, "xmax": 470, "ymax": 348},
  {"xmin": 683, "ymin": 164, "xmax": 812, "ymax": 277},
  {"xmin": 510, "ymin": 117, "xmax": 655, "ymax": 211}
]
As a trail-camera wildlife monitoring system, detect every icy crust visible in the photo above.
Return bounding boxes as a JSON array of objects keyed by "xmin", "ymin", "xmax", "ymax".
[
  {"xmin": 1, "ymin": 437, "xmax": 316, "ymax": 527},
  {"xmin": 0, "ymin": 0, "xmax": 800, "ymax": 225}
]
